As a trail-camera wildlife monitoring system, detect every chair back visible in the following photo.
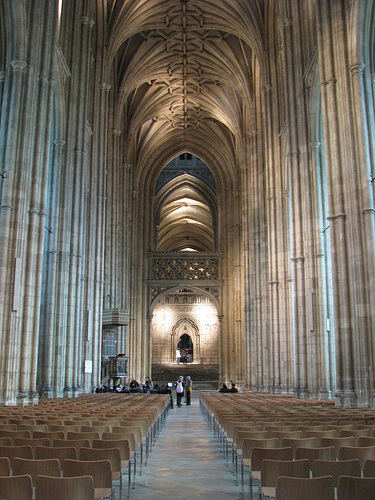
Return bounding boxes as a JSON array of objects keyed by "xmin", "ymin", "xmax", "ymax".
[
  {"xmin": 13, "ymin": 457, "xmax": 61, "ymax": 483},
  {"xmin": 0, "ymin": 475, "xmax": 33, "ymax": 500},
  {"xmin": 337, "ymin": 476, "xmax": 375, "ymax": 500},
  {"xmin": 0, "ymin": 444, "xmax": 33, "ymax": 467},
  {"xmin": 277, "ymin": 475, "xmax": 334, "ymax": 500},
  {"xmin": 92, "ymin": 438, "xmax": 130, "ymax": 461},
  {"xmin": 261, "ymin": 458, "xmax": 309, "ymax": 498},
  {"xmin": 312, "ymin": 459, "xmax": 361, "ymax": 486},
  {"xmin": 35, "ymin": 474, "xmax": 95, "ymax": 500},
  {"xmin": 63, "ymin": 458, "xmax": 112, "ymax": 491},
  {"xmin": 79, "ymin": 446, "xmax": 121, "ymax": 476},
  {"xmin": 0, "ymin": 436, "xmax": 12, "ymax": 446},
  {"xmin": 320, "ymin": 436, "xmax": 356, "ymax": 454},
  {"xmin": 0, "ymin": 456, "xmax": 10, "ymax": 476},
  {"xmin": 251, "ymin": 447, "xmax": 293, "ymax": 473},
  {"xmin": 0, "ymin": 429, "xmax": 31, "ymax": 443},
  {"xmin": 364, "ymin": 458, "xmax": 375, "ymax": 477},
  {"xmin": 14, "ymin": 437, "xmax": 51, "ymax": 456},
  {"xmin": 34, "ymin": 445, "xmax": 77, "ymax": 464},
  {"xmin": 338, "ymin": 445, "xmax": 375, "ymax": 470},
  {"xmin": 295, "ymin": 446, "xmax": 336, "ymax": 469},
  {"xmin": 280, "ymin": 437, "xmax": 317, "ymax": 458},
  {"xmin": 53, "ymin": 437, "xmax": 90, "ymax": 453}
]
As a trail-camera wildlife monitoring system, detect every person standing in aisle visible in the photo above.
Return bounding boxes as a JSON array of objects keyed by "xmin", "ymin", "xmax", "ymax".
[
  {"xmin": 184, "ymin": 375, "xmax": 192, "ymax": 405},
  {"xmin": 175, "ymin": 375, "xmax": 184, "ymax": 407}
]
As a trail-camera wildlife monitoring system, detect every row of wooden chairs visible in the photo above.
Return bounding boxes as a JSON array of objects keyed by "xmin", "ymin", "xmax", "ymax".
[
  {"xmin": 200, "ymin": 393, "xmax": 375, "ymax": 498},
  {"xmin": 0, "ymin": 474, "xmax": 95, "ymax": 500},
  {"xmin": 0, "ymin": 393, "xmax": 171, "ymax": 498}
]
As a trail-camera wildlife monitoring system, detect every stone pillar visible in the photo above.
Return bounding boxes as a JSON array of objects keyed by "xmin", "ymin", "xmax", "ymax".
[
  {"xmin": 0, "ymin": 59, "xmax": 27, "ymax": 404},
  {"xmin": 349, "ymin": 62, "xmax": 375, "ymax": 404},
  {"xmin": 317, "ymin": 0, "xmax": 356, "ymax": 406}
]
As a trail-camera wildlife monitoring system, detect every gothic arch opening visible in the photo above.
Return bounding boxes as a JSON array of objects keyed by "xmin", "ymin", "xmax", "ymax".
[{"xmin": 150, "ymin": 288, "xmax": 220, "ymax": 387}]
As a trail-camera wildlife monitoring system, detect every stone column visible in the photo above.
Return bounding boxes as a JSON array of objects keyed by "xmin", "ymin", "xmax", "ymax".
[
  {"xmin": 317, "ymin": 0, "xmax": 355, "ymax": 406},
  {"xmin": 349, "ymin": 61, "xmax": 375, "ymax": 403},
  {"xmin": 0, "ymin": 59, "xmax": 27, "ymax": 404},
  {"xmin": 309, "ymin": 140, "xmax": 332, "ymax": 399}
]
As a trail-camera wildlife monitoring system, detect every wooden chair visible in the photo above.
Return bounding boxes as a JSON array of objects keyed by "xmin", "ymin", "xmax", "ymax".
[
  {"xmin": 13, "ymin": 457, "xmax": 60, "ymax": 497},
  {"xmin": 79, "ymin": 447, "xmax": 123, "ymax": 496},
  {"xmin": 18, "ymin": 423, "xmax": 49, "ymax": 434},
  {"xmin": 92, "ymin": 439, "xmax": 133, "ymax": 491},
  {"xmin": 260, "ymin": 458, "xmax": 310, "ymax": 498},
  {"xmin": 53, "ymin": 437, "xmax": 90, "ymax": 454},
  {"xmin": 270, "ymin": 430, "xmax": 304, "ymax": 440},
  {"xmin": 280, "ymin": 437, "xmax": 317, "ymax": 458},
  {"xmin": 358, "ymin": 436, "xmax": 375, "ymax": 447},
  {"xmin": 249, "ymin": 447, "xmax": 292, "ymax": 500},
  {"xmin": 313, "ymin": 459, "xmax": 361, "ymax": 495},
  {"xmin": 337, "ymin": 476, "xmax": 375, "ymax": 500},
  {"xmin": 101, "ymin": 432, "xmax": 137, "ymax": 484},
  {"xmin": 0, "ymin": 429, "xmax": 31, "ymax": 443},
  {"xmin": 14, "ymin": 437, "xmax": 51, "ymax": 457},
  {"xmin": 66, "ymin": 430, "xmax": 100, "ymax": 445},
  {"xmin": 35, "ymin": 475, "xmax": 95, "ymax": 500},
  {"xmin": 49, "ymin": 424, "xmax": 79, "ymax": 434},
  {"xmin": 295, "ymin": 446, "xmax": 336, "ymax": 470},
  {"xmin": 320, "ymin": 436, "xmax": 356, "ymax": 456},
  {"xmin": 241, "ymin": 438, "xmax": 279, "ymax": 496},
  {"xmin": 0, "ymin": 456, "xmax": 10, "ymax": 476},
  {"xmin": 64, "ymin": 458, "xmax": 113, "ymax": 500},
  {"xmin": 0, "ymin": 444, "xmax": 33, "ymax": 468},
  {"xmin": 34, "ymin": 445, "xmax": 77, "ymax": 469},
  {"xmin": 0, "ymin": 423, "xmax": 18, "ymax": 431},
  {"xmin": 33, "ymin": 430, "xmax": 65, "ymax": 441},
  {"xmin": 364, "ymin": 459, "xmax": 375, "ymax": 477},
  {"xmin": 305, "ymin": 429, "xmax": 337, "ymax": 444},
  {"xmin": 0, "ymin": 474, "xmax": 33, "ymax": 500},
  {"xmin": 338, "ymin": 445, "xmax": 375, "ymax": 471},
  {"xmin": 0, "ymin": 436, "xmax": 12, "ymax": 446},
  {"xmin": 277, "ymin": 475, "xmax": 334, "ymax": 500}
]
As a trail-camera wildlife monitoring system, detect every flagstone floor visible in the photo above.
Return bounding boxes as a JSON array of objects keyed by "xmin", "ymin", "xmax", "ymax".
[{"xmin": 124, "ymin": 391, "xmax": 242, "ymax": 499}]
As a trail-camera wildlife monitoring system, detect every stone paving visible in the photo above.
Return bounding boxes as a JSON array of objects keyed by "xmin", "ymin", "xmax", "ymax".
[{"xmin": 123, "ymin": 391, "xmax": 242, "ymax": 499}]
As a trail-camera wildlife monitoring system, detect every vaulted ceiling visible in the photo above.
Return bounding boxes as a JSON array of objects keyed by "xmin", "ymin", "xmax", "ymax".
[{"xmin": 106, "ymin": 0, "xmax": 266, "ymax": 180}]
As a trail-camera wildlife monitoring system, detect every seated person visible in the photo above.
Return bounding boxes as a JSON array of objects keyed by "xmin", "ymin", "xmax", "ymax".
[
  {"xmin": 219, "ymin": 383, "xmax": 229, "ymax": 393},
  {"xmin": 229, "ymin": 381, "xmax": 238, "ymax": 393}
]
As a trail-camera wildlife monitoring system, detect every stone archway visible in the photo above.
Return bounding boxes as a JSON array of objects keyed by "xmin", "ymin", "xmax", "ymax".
[
  {"xmin": 150, "ymin": 288, "xmax": 220, "ymax": 388},
  {"xmin": 172, "ymin": 318, "xmax": 199, "ymax": 363}
]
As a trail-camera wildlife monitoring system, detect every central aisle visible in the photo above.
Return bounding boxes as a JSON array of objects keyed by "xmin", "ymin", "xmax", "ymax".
[{"xmin": 127, "ymin": 391, "xmax": 241, "ymax": 499}]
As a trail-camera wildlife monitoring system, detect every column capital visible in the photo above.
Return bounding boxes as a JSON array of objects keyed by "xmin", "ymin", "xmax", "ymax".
[
  {"xmin": 54, "ymin": 139, "xmax": 66, "ymax": 149},
  {"xmin": 280, "ymin": 18, "xmax": 293, "ymax": 30},
  {"xmin": 309, "ymin": 141, "xmax": 321, "ymax": 151},
  {"xmin": 99, "ymin": 82, "xmax": 111, "ymax": 92},
  {"xmin": 81, "ymin": 16, "xmax": 95, "ymax": 28},
  {"xmin": 112, "ymin": 129, "xmax": 122, "ymax": 137},
  {"xmin": 349, "ymin": 62, "xmax": 365, "ymax": 75},
  {"xmin": 11, "ymin": 60, "xmax": 27, "ymax": 73}
]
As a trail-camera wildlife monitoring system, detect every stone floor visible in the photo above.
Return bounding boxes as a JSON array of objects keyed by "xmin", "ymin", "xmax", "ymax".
[{"xmin": 122, "ymin": 390, "xmax": 242, "ymax": 499}]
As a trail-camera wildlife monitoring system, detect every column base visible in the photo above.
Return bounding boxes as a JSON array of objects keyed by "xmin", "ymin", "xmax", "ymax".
[
  {"xmin": 335, "ymin": 390, "xmax": 357, "ymax": 407},
  {"xmin": 294, "ymin": 387, "xmax": 309, "ymax": 399},
  {"xmin": 319, "ymin": 388, "xmax": 333, "ymax": 400},
  {"xmin": 16, "ymin": 391, "xmax": 39, "ymax": 406}
]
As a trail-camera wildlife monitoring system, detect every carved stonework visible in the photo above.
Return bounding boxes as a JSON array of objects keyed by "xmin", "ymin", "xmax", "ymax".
[{"xmin": 150, "ymin": 252, "xmax": 219, "ymax": 280}]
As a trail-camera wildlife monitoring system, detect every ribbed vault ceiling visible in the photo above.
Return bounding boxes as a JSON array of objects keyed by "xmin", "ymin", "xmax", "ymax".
[{"xmin": 106, "ymin": 0, "xmax": 265, "ymax": 178}]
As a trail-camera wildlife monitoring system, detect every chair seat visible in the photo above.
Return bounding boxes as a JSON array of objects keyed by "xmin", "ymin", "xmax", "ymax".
[{"xmin": 95, "ymin": 486, "xmax": 112, "ymax": 499}]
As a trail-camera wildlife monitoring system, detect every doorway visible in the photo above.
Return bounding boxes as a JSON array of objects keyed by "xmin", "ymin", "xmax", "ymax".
[{"xmin": 177, "ymin": 333, "xmax": 193, "ymax": 363}]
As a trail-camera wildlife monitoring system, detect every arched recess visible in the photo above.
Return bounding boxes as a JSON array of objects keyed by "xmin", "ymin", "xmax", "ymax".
[
  {"xmin": 149, "ymin": 286, "xmax": 221, "ymax": 367},
  {"xmin": 153, "ymin": 171, "xmax": 218, "ymax": 252}
]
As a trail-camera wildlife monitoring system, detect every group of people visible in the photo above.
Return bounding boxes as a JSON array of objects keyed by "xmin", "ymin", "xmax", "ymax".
[
  {"xmin": 96, "ymin": 376, "xmax": 167, "ymax": 394},
  {"xmin": 219, "ymin": 381, "xmax": 238, "ymax": 393},
  {"xmin": 175, "ymin": 375, "xmax": 192, "ymax": 407}
]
